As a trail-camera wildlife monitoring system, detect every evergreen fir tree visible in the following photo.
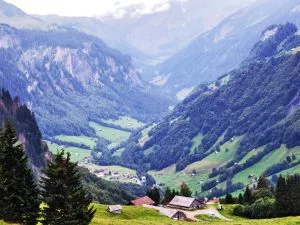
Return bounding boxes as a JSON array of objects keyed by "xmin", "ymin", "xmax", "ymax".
[
  {"xmin": 243, "ymin": 185, "xmax": 252, "ymax": 205},
  {"xmin": 0, "ymin": 119, "xmax": 40, "ymax": 224},
  {"xmin": 40, "ymin": 150, "xmax": 96, "ymax": 225},
  {"xmin": 257, "ymin": 173, "xmax": 269, "ymax": 189},
  {"xmin": 225, "ymin": 193, "xmax": 235, "ymax": 204},
  {"xmin": 290, "ymin": 174, "xmax": 300, "ymax": 216},
  {"xmin": 163, "ymin": 187, "xmax": 173, "ymax": 204},
  {"xmin": 179, "ymin": 182, "xmax": 192, "ymax": 197},
  {"xmin": 238, "ymin": 193, "xmax": 244, "ymax": 205},
  {"xmin": 147, "ymin": 187, "xmax": 160, "ymax": 206},
  {"xmin": 0, "ymin": 126, "xmax": 4, "ymax": 219},
  {"xmin": 275, "ymin": 175, "xmax": 290, "ymax": 217}
]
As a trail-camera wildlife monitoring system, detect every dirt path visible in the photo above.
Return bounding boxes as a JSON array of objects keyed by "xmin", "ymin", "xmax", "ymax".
[{"xmin": 186, "ymin": 207, "xmax": 232, "ymax": 221}]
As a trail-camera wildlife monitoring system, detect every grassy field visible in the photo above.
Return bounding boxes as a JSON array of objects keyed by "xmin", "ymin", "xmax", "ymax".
[
  {"xmin": 104, "ymin": 116, "xmax": 145, "ymax": 130},
  {"xmin": 46, "ymin": 141, "xmax": 91, "ymax": 162},
  {"xmin": 82, "ymin": 164, "xmax": 137, "ymax": 175},
  {"xmin": 55, "ymin": 135, "xmax": 97, "ymax": 148},
  {"xmin": 1, "ymin": 204, "xmax": 300, "ymax": 225},
  {"xmin": 89, "ymin": 122, "xmax": 131, "ymax": 144},
  {"xmin": 150, "ymin": 137, "xmax": 242, "ymax": 192},
  {"xmin": 189, "ymin": 133, "xmax": 203, "ymax": 155},
  {"xmin": 139, "ymin": 124, "xmax": 156, "ymax": 146},
  {"xmin": 233, "ymin": 145, "xmax": 300, "ymax": 185}
]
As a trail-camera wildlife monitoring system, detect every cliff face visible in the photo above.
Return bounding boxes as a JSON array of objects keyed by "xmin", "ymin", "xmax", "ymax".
[
  {"xmin": 0, "ymin": 24, "xmax": 169, "ymax": 136},
  {"xmin": 0, "ymin": 88, "xmax": 48, "ymax": 170}
]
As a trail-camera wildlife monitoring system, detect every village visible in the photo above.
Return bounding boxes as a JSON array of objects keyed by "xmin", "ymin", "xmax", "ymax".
[
  {"xmin": 107, "ymin": 195, "xmax": 228, "ymax": 222},
  {"xmin": 78, "ymin": 156, "xmax": 143, "ymax": 185}
]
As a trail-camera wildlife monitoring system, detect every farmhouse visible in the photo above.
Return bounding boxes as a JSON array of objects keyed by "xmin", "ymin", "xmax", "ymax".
[
  {"xmin": 107, "ymin": 205, "xmax": 122, "ymax": 214},
  {"xmin": 131, "ymin": 196, "xmax": 155, "ymax": 206},
  {"xmin": 169, "ymin": 196, "xmax": 206, "ymax": 210}
]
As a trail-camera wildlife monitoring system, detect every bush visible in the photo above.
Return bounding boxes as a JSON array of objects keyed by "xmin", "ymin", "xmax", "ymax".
[
  {"xmin": 233, "ymin": 205, "xmax": 244, "ymax": 216},
  {"xmin": 249, "ymin": 198, "xmax": 275, "ymax": 219},
  {"xmin": 233, "ymin": 198, "xmax": 275, "ymax": 219}
]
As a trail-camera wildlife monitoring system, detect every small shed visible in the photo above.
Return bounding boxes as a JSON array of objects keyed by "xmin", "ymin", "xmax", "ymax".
[
  {"xmin": 107, "ymin": 205, "xmax": 122, "ymax": 214},
  {"xmin": 169, "ymin": 196, "xmax": 206, "ymax": 210},
  {"xmin": 159, "ymin": 208, "xmax": 187, "ymax": 220},
  {"xmin": 131, "ymin": 196, "xmax": 155, "ymax": 206}
]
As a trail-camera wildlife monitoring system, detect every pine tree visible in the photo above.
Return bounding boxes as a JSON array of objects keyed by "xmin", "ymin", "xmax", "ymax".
[
  {"xmin": 0, "ymin": 119, "xmax": 40, "ymax": 224},
  {"xmin": 40, "ymin": 150, "xmax": 96, "ymax": 225},
  {"xmin": 243, "ymin": 185, "xmax": 252, "ymax": 205},
  {"xmin": 225, "ymin": 193, "xmax": 235, "ymax": 204},
  {"xmin": 179, "ymin": 182, "xmax": 192, "ymax": 197},
  {"xmin": 163, "ymin": 187, "xmax": 173, "ymax": 204},
  {"xmin": 0, "ymin": 126, "xmax": 4, "ymax": 219},
  {"xmin": 147, "ymin": 187, "xmax": 160, "ymax": 206},
  {"xmin": 291, "ymin": 174, "xmax": 300, "ymax": 215},
  {"xmin": 238, "ymin": 193, "xmax": 244, "ymax": 205},
  {"xmin": 257, "ymin": 173, "xmax": 269, "ymax": 189},
  {"xmin": 275, "ymin": 175, "xmax": 290, "ymax": 217}
]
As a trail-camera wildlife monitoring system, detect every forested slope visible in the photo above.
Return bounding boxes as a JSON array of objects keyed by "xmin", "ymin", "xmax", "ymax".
[{"xmin": 109, "ymin": 23, "xmax": 300, "ymax": 195}]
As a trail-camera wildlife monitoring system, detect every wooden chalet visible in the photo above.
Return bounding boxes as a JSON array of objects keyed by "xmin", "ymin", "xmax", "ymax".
[
  {"xmin": 169, "ymin": 196, "xmax": 206, "ymax": 210},
  {"xmin": 107, "ymin": 205, "xmax": 122, "ymax": 214},
  {"xmin": 131, "ymin": 196, "xmax": 155, "ymax": 206}
]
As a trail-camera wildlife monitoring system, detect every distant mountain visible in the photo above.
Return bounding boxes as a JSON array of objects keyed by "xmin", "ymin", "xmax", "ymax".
[
  {"xmin": 113, "ymin": 23, "xmax": 300, "ymax": 195},
  {"xmin": 0, "ymin": 0, "xmax": 51, "ymax": 29},
  {"xmin": 157, "ymin": 0, "xmax": 300, "ymax": 97},
  {"xmin": 0, "ymin": 88, "xmax": 48, "ymax": 171},
  {"xmin": 0, "ymin": 24, "xmax": 170, "ymax": 136},
  {"xmin": 37, "ymin": 0, "xmax": 256, "ymax": 79}
]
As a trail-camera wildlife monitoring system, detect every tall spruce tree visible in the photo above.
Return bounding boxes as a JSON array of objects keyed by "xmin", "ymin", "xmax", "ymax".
[
  {"xmin": 163, "ymin": 187, "xmax": 173, "ymax": 204},
  {"xmin": 257, "ymin": 173, "xmax": 269, "ymax": 189},
  {"xmin": 275, "ymin": 175, "xmax": 290, "ymax": 217},
  {"xmin": 0, "ymin": 119, "xmax": 40, "ymax": 224},
  {"xmin": 40, "ymin": 150, "xmax": 96, "ymax": 225},
  {"xmin": 147, "ymin": 187, "xmax": 160, "ymax": 206},
  {"xmin": 290, "ymin": 174, "xmax": 300, "ymax": 216},
  {"xmin": 0, "ymin": 126, "xmax": 4, "ymax": 219},
  {"xmin": 243, "ymin": 185, "xmax": 252, "ymax": 205},
  {"xmin": 179, "ymin": 182, "xmax": 192, "ymax": 197}
]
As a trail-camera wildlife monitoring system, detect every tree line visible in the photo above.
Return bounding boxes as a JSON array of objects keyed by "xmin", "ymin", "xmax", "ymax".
[
  {"xmin": 0, "ymin": 119, "xmax": 96, "ymax": 225},
  {"xmin": 229, "ymin": 173, "xmax": 300, "ymax": 219}
]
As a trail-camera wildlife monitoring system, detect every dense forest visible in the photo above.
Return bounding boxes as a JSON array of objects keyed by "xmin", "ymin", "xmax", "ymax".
[{"xmin": 95, "ymin": 24, "xmax": 300, "ymax": 188}]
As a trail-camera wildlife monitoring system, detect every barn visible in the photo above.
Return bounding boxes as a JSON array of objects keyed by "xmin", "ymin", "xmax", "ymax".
[
  {"xmin": 169, "ymin": 196, "xmax": 206, "ymax": 210},
  {"xmin": 131, "ymin": 196, "xmax": 155, "ymax": 206}
]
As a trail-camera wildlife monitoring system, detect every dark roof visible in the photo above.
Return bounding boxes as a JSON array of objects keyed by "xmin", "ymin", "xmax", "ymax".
[{"xmin": 131, "ymin": 196, "xmax": 155, "ymax": 206}]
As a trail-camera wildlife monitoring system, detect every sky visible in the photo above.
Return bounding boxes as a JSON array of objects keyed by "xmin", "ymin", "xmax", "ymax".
[{"xmin": 5, "ymin": 0, "xmax": 178, "ymax": 17}]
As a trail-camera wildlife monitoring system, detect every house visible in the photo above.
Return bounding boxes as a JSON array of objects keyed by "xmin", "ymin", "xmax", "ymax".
[
  {"xmin": 107, "ymin": 205, "xmax": 122, "ymax": 214},
  {"xmin": 169, "ymin": 196, "xmax": 206, "ymax": 210},
  {"xmin": 131, "ymin": 196, "xmax": 155, "ymax": 206},
  {"xmin": 159, "ymin": 208, "xmax": 187, "ymax": 220}
]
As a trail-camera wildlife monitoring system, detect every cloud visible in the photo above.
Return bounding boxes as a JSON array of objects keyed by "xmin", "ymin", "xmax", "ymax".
[{"xmin": 4, "ymin": 0, "xmax": 186, "ymax": 17}]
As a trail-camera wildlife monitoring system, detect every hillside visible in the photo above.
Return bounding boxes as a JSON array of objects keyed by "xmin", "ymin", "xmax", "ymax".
[
  {"xmin": 0, "ymin": 88, "xmax": 48, "ymax": 171},
  {"xmin": 112, "ymin": 23, "xmax": 300, "ymax": 196},
  {"xmin": 0, "ymin": 23, "xmax": 170, "ymax": 137},
  {"xmin": 156, "ymin": 0, "xmax": 300, "ymax": 97}
]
